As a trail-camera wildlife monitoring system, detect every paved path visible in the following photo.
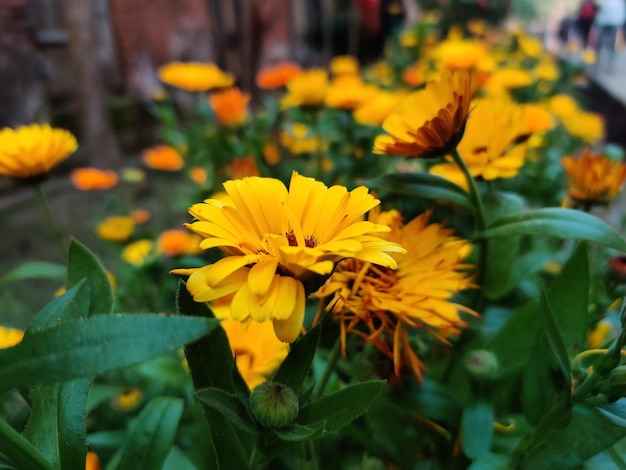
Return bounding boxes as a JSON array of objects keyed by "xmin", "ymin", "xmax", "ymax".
[{"xmin": 586, "ymin": 47, "xmax": 626, "ymax": 106}]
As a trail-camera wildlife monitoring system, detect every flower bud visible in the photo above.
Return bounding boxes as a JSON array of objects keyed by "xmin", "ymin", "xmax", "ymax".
[
  {"xmin": 464, "ymin": 349, "xmax": 499, "ymax": 380},
  {"xmin": 609, "ymin": 365, "xmax": 626, "ymax": 397},
  {"xmin": 249, "ymin": 381, "xmax": 299, "ymax": 427}
]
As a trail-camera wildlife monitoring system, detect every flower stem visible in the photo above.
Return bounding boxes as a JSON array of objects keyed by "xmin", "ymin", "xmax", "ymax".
[
  {"xmin": 313, "ymin": 337, "xmax": 341, "ymax": 399},
  {"xmin": 34, "ymin": 183, "xmax": 66, "ymax": 260},
  {"xmin": 451, "ymin": 148, "xmax": 487, "ymax": 311}
]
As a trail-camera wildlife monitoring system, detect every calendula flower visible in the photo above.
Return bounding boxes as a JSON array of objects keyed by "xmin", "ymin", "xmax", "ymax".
[
  {"xmin": 263, "ymin": 142, "xmax": 281, "ymax": 165},
  {"xmin": 171, "ymin": 171, "xmax": 405, "ymax": 342},
  {"xmin": 142, "ymin": 145, "xmax": 184, "ymax": 171},
  {"xmin": 96, "ymin": 216, "xmax": 135, "ymax": 242},
  {"xmin": 561, "ymin": 149, "xmax": 626, "ymax": 206},
  {"xmin": 316, "ymin": 209, "xmax": 476, "ymax": 382},
  {"xmin": 548, "ymin": 94, "xmax": 579, "ymax": 118},
  {"xmin": 189, "ymin": 166, "xmax": 207, "ymax": 185},
  {"xmin": 280, "ymin": 69, "xmax": 329, "ymax": 109},
  {"xmin": 324, "ymin": 76, "xmax": 378, "ymax": 110},
  {"xmin": 212, "ymin": 296, "xmax": 289, "ymax": 389},
  {"xmin": 0, "ymin": 325, "xmax": 24, "ymax": 348},
  {"xmin": 561, "ymin": 111, "xmax": 604, "ymax": 144},
  {"xmin": 402, "ymin": 63, "xmax": 426, "ymax": 87},
  {"xmin": 373, "ymin": 69, "xmax": 477, "ymax": 158},
  {"xmin": 130, "ymin": 208, "xmax": 151, "ymax": 224},
  {"xmin": 431, "ymin": 39, "xmax": 488, "ymax": 70},
  {"xmin": 157, "ymin": 229, "xmax": 202, "ymax": 257},
  {"xmin": 0, "ymin": 124, "xmax": 77, "ymax": 179},
  {"xmin": 534, "ymin": 58, "xmax": 559, "ymax": 81},
  {"xmin": 158, "ymin": 62, "xmax": 234, "ymax": 91},
  {"xmin": 484, "ymin": 68, "xmax": 533, "ymax": 94},
  {"xmin": 523, "ymin": 104, "xmax": 555, "ymax": 135},
  {"xmin": 430, "ymin": 97, "xmax": 529, "ymax": 186},
  {"xmin": 330, "ymin": 55, "xmax": 359, "ymax": 76},
  {"xmin": 255, "ymin": 61, "xmax": 302, "ymax": 89},
  {"xmin": 70, "ymin": 167, "xmax": 118, "ymax": 190},
  {"xmin": 280, "ymin": 123, "xmax": 327, "ymax": 155},
  {"xmin": 353, "ymin": 91, "xmax": 404, "ymax": 127},
  {"xmin": 366, "ymin": 61, "xmax": 394, "ymax": 87},
  {"xmin": 209, "ymin": 87, "xmax": 250, "ymax": 126},
  {"xmin": 122, "ymin": 239, "xmax": 154, "ymax": 266},
  {"xmin": 114, "ymin": 388, "xmax": 143, "ymax": 410},
  {"xmin": 517, "ymin": 34, "xmax": 542, "ymax": 58},
  {"xmin": 228, "ymin": 156, "xmax": 259, "ymax": 179}
]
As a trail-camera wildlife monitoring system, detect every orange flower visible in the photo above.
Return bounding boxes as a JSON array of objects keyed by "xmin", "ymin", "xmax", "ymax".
[
  {"xmin": 130, "ymin": 208, "xmax": 151, "ymax": 224},
  {"xmin": 70, "ymin": 167, "xmax": 118, "ymax": 190},
  {"xmin": 228, "ymin": 156, "xmax": 259, "ymax": 179},
  {"xmin": 157, "ymin": 229, "xmax": 202, "ymax": 257},
  {"xmin": 209, "ymin": 87, "xmax": 250, "ymax": 126},
  {"xmin": 263, "ymin": 142, "xmax": 280, "ymax": 165},
  {"xmin": 158, "ymin": 62, "xmax": 234, "ymax": 91},
  {"xmin": 255, "ymin": 61, "xmax": 302, "ymax": 89},
  {"xmin": 142, "ymin": 145, "xmax": 184, "ymax": 171},
  {"xmin": 190, "ymin": 166, "xmax": 208, "ymax": 185},
  {"xmin": 85, "ymin": 451, "xmax": 101, "ymax": 470}
]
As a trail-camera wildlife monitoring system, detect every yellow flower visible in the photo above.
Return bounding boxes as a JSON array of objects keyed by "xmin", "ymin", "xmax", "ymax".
[
  {"xmin": 280, "ymin": 123, "xmax": 327, "ymax": 155},
  {"xmin": 212, "ymin": 296, "xmax": 289, "ymax": 389},
  {"xmin": 157, "ymin": 229, "xmax": 202, "ymax": 257},
  {"xmin": 366, "ymin": 61, "xmax": 394, "ymax": 87},
  {"xmin": 280, "ymin": 69, "xmax": 329, "ymax": 109},
  {"xmin": 324, "ymin": 76, "xmax": 378, "ymax": 110},
  {"xmin": 171, "ymin": 171, "xmax": 405, "ymax": 343},
  {"xmin": 523, "ymin": 103, "xmax": 555, "ymax": 135},
  {"xmin": 96, "ymin": 216, "xmax": 135, "ymax": 243},
  {"xmin": 561, "ymin": 111, "xmax": 604, "ymax": 144},
  {"xmin": 484, "ymin": 68, "xmax": 534, "ymax": 94},
  {"xmin": 373, "ymin": 69, "xmax": 477, "ymax": 158},
  {"xmin": 114, "ymin": 388, "xmax": 143, "ymax": 410},
  {"xmin": 0, "ymin": 124, "xmax": 77, "ymax": 179},
  {"xmin": 517, "ymin": 35, "xmax": 542, "ymax": 58},
  {"xmin": 142, "ymin": 145, "xmax": 185, "ymax": 171},
  {"xmin": 431, "ymin": 39, "xmax": 488, "ymax": 70},
  {"xmin": 561, "ymin": 149, "xmax": 626, "ymax": 205},
  {"xmin": 122, "ymin": 239, "xmax": 154, "ymax": 266},
  {"xmin": 316, "ymin": 209, "xmax": 475, "ymax": 382},
  {"xmin": 330, "ymin": 55, "xmax": 359, "ymax": 76},
  {"xmin": 353, "ymin": 91, "xmax": 404, "ymax": 127},
  {"xmin": 534, "ymin": 58, "xmax": 559, "ymax": 82},
  {"xmin": 209, "ymin": 87, "xmax": 250, "ymax": 126},
  {"xmin": 399, "ymin": 30, "xmax": 419, "ymax": 48},
  {"xmin": 548, "ymin": 94, "xmax": 579, "ymax": 118},
  {"xmin": 0, "ymin": 325, "xmax": 24, "ymax": 348},
  {"xmin": 158, "ymin": 62, "xmax": 234, "ymax": 91}
]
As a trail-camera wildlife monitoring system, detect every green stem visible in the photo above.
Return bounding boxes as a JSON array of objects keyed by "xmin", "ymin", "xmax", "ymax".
[
  {"xmin": 572, "ymin": 370, "xmax": 601, "ymax": 402},
  {"xmin": 34, "ymin": 184, "xmax": 66, "ymax": 261},
  {"xmin": 313, "ymin": 337, "xmax": 341, "ymax": 400},
  {"xmin": 0, "ymin": 418, "xmax": 52, "ymax": 470},
  {"xmin": 451, "ymin": 148, "xmax": 487, "ymax": 311}
]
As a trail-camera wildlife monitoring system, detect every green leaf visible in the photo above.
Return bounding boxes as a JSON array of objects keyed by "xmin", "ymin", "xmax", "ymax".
[
  {"xmin": 468, "ymin": 453, "xmax": 511, "ymax": 470},
  {"xmin": 162, "ymin": 446, "xmax": 199, "ymax": 470},
  {"xmin": 539, "ymin": 285, "xmax": 571, "ymax": 383},
  {"xmin": 272, "ymin": 423, "xmax": 325, "ymax": 442},
  {"xmin": 0, "ymin": 262, "xmax": 66, "ymax": 284},
  {"xmin": 0, "ymin": 418, "xmax": 52, "ymax": 470},
  {"xmin": 115, "ymin": 397, "xmax": 184, "ymax": 470},
  {"xmin": 272, "ymin": 321, "xmax": 322, "ymax": 393},
  {"xmin": 364, "ymin": 172, "xmax": 473, "ymax": 208},
  {"xmin": 296, "ymin": 380, "xmax": 385, "ymax": 433},
  {"xmin": 25, "ymin": 281, "xmax": 89, "ymax": 336},
  {"xmin": 195, "ymin": 388, "xmax": 257, "ymax": 435},
  {"xmin": 86, "ymin": 384, "xmax": 127, "ymax": 413},
  {"xmin": 461, "ymin": 401, "xmax": 495, "ymax": 459},
  {"xmin": 66, "ymin": 239, "xmax": 114, "ymax": 315},
  {"xmin": 0, "ymin": 314, "xmax": 218, "ymax": 393},
  {"xmin": 477, "ymin": 208, "xmax": 626, "ymax": 252}
]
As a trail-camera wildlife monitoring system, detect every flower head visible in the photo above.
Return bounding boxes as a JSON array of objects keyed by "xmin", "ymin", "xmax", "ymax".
[
  {"xmin": 158, "ymin": 62, "xmax": 234, "ymax": 91},
  {"xmin": 330, "ymin": 55, "xmax": 359, "ymax": 76},
  {"xmin": 122, "ymin": 239, "xmax": 154, "ymax": 266},
  {"xmin": 142, "ymin": 145, "xmax": 184, "ymax": 171},
  {"xmin": 561, "ymin": 111, "xmax": 604, "ymax": 144},
  {"xmin": 209, "ymin": 87, "xmax": 250, "ymax": 126},
  {"xmin": 0, "ymin": 325, "xmax": 24, "ymax": 348},
  {"xmin": 373, "ymin": 69, "xmax": 477, "ymax": 158},
  {"xmin": 353, "ymin": 91, "xmax": 405, "ymax": 127},
  {"xmin": 324, "ymin": 76, "xmax": 378, "ymax": 110},
  {"xmin": 70, "ymin": 167, "xmax": 118, "ymax": 190},
  {"xmin": 316, "ymin": 209, "xmax": 476, "ymax": 381},
  {"xmin": 280, "ymin": 69, "xmax": 329, "ymax": 109},
  {"xmin": 431, "ymin": 39, "xmax": 488, "ymax": 70},
  {"xmin": 0, "ymin": 124, "xmax": 77, "ymax": 179},
  {"xmin": 280, "ymin": 123, "xmax": 327, "ymax": 155},
  {"xmin": 256, "ymin": 62, "xmax": 302, "ymax": 89},
  {"xmin": 96, "ymin": 216, "xmax": 135, "ymax": 242},
  {"xmin": 561, "ymin": 149, "xmax": 626, "ymax": 206},
  {"xmin": 157, "ymin": 229, "xmax": 202, "ymax": 257},
  {"xmin": 172, "ymin": 171, "xmax": 405, "ymax": 342}
]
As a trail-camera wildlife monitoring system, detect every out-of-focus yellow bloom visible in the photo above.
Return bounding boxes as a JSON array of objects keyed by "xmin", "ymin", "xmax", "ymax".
[
  {"xmin": 548, "ymin": 94, "xmax": 579, "ymax": 118},
  {"xmin": 582, "ymin": 48, "xmax": 597, "ymax": 64},
  {"xmin": 120, "ymin": 167, "xmax": 146, "ymax": 184},
  {"xmin": 534, "ymin": 58, "xmax": 559, "ymax": 81},
  {"xmin": 122, "ymin": 239, "xmax": 154, "ymax": 266},
  {"xmin": 280, "ymin": 123, "xmax": 327, "ymax": 155},
  {"xmin": 330, "ymin": 55, "xmax": 359, "ymax": 76},
  {"xmin": 280, "ymin": 69, "xmax": 329, "ymax": 108},
  {"xmin": 523, "ymin": 104, "xmax": 555, "ymax": 135},
  {"xmin": 0, "ymin": 325, "xmax": 24, "ymax": 348},
  {"xmin": 399, "ymin": 29, "xmax": 419, "ymax": 47},
  {"xmin": 467, "ymin": 18, "xmax": 487, "ymax": 37},
  {"xmin": 0, "ymin": 124, "xmax": 77, "ymax": 179},
  {"xmin": 142, "ymin": 145, "xmax": 185, "ymax": 171},
  {"xmin": 114, "ymin": 388, "xmax": 143, "ymax": 410},
  {"xmin": 431, "ymin": 39, "xmax": 488, "ymax": 70},
  {"xmin": 366, "ymin": 61, "xmax": 394, "ymax": 87},
  {"xmin": 588, "ymin": 319, "xmax": 616, "ymax": 348},
  {"xmin": 484, "ymin": 68, "xmax": 534, "ymax": 93},
  {"xmin": 158, "ymin": 62, "xmax": 234, "ymax": 91},
  {"xmin": 255, "ymin": 61, "xmax": 302, "ymax": 89},
  {"xmin": 209, "ymin": 87, "xmax": 250, "ymax": 126},
  {"xmin": 96, "ymin": 216, "xmax": 135, "ymax": 243},
  {"xmin": 325, "ymin": 76, "xmax": 378, "ymax": 110},
  {"xmin": 70, "ymin": 168, "xmax": 118, "ymax": 191},
  {"xmin": 353, "ymin": 91, "xmax": 404, "ymax": 127},
  {"xmin": 157, "ymin": 229, "xmax": 202, "ymax": 257},
  {"xmin": 518, "ymin": 35, "xmax": 542, "ymax": 58},
  {"xmin": 561, "ymin": 111, "xmax": 604, "ymax": 144},
  {"xmin": 561, "ymin": 149, "xmax": 626, "ymax": 206},
  {"xmin": 374, "ymin": 69, "xmax": 477, "ymax": 158}
]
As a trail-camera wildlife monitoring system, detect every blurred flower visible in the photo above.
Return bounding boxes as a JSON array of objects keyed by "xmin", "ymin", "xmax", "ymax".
[
  {"xmin": 548, "ymin": 94, "xmax": 579, "ymax": 118},
  {"xmin": 431, "ymin": 39, "xmax": 488, "ymax": 70},
  {"xmin": 189, "ymin": 166, "xmax": 207, "ymax": 185},
  {"xmin": 366, "ymin": 61, "xmax": 394, "ymax": 86},
  {"xmin": 316, "ymin": 209, "xmax": 475, "ymax": 382},
  {"xmin": 263, "ymin": 143, "xmax": 281, "ymax": 165},
  {"xmin": 517, "ymin": 34, "xmax": 542, "ymax": 58},
  {"xmin": 70, "ymin": 167, "xmax": 118, "ymax": 190},
  {"xmin": 399, "ymin": 29, "xmax": 419, "ymax": 48},
  {"xmin": 534, "ymin": 58, "xmax": 559, "ymax": 81},
  {"xmin": 85, "ymin": 451, "xmax": 101, "ymax": 470},
  {"xmin": 171, "ymin": 171, "xmax": 404, "ymax": 343},
  {"xmin": 212, "ymin": 296, "xmax": 289, "ymax": 389},
  {"xmin": 587, "ymin": 318, "xmax": 618, "ymax": 348},
  {"xmin": 0, "ymin": 124, "xmax": 77, "ymax": 179},
  {"xmin": 96, "ymin": 216, "xmax": 135, "ymax": 242},
  {"xmin": 130, "ymin": 208, "xmax": 151, "ymax": 224},
  {"xmin": 122, "ymin": 239, "xmax": 154, "ymax": 266},
  {"xmin": 120, "ymin": 167, "xmax": 146, "ymax": 184},
  {"xmin": 142, "ymin": 145, "xmax": 184, "ymax": 171},
  {"xmin": 561, "ymin": 149, "xmax": 626, "ymax": 206},
  {"xmin": 523, "ymin": 104, "xmax": 555, "ymax": 135},
  {"xmin": 353, "ymin": 91, "xmax": 404, "ymax": 127},
  {"xmin": 54, "ymin": 271, "xmax": 116, "ymax": 297},
  {"xmin": 228, "ymin": 156, "xmax": 259, "ymax": 179},
  {"xmin": 467, "ymin": 18, "xmax": 487, "ymax": 37},
  {"xmin": 325, "ymin": 76, "xmax": 378, "ymax": 110},
  {"xmin": 280, "ymin": 123, "xmax": 327, "ymax": 155},
  {"xmin": 255, "ymin": 61, "xmax": 302, "ymax": 89},
  {"xmin": 157, "ymin": 229, "xmax": 202, "ymax": 257},
  {"xmin": 330, "ymin": 55, "xmax": 359, "ymax": 76},
  {"xmin": 373, "ymin": 69, "xmax": 477, "ymax": 158},
  {"xmin": 582, "ymin": 48, "xmax": 597, "ymax": 64},
  {"xmin": 0, "ymin": 325, "xmax": 24, "ymax": 348},
  {"xmin": 209, "ymin": 87, "xmax": 250, "ymax": 126},
  {"xmin": 280, "ymin": 69, "xmax": 329, "ymax": 108},
  {"xmin": 484, "ymin": 68, "xmax": 533, "ymax": 94},
  {"xmin": 560, "ymin": 111, "xmax": 604, "ymax": 144},
  {"xmin": 113, "ymin": 388, "xmax": 143, "ymax": 410},
  {"xmin": 402, "ymin": 63, "xmax": 426, "ymax": 87},
  {"xmin": 158, "ymin": 62, "xmax": 234, "ymax": 91}
]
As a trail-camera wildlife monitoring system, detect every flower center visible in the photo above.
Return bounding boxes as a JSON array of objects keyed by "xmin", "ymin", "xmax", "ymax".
[{"xmin": 285, "ymin": 231, "xmax": 319, "ymax": 248}]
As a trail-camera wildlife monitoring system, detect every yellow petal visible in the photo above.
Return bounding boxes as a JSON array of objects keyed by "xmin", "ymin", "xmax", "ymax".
[
  {"xmin": 272, "ymin": 281, "xmax": 305, "ymax": 342},
  {"xmin": 248, "ymin": 258, "xmax": 279, "ymax": 296}
]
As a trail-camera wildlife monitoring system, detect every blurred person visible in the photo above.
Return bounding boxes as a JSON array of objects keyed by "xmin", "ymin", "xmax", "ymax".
[
  {"xmin": 577, "ymin": 0, "xmax": 598, "ymax": 47},
  {"xmin": 594, "ymin": 0, "xmax": 626, "ymax": 67}
]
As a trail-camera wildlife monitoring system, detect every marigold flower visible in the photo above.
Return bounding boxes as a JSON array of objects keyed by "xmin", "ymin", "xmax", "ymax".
[
  {"xmin": 330, "ymin": 55, "xmax": 359, "ymax": 76},
  {"xmin": 518, "ymin": 35, "xmax": 542, "ymax": 58},
  {"xmin": 228, "ymin": 156, "xmax": 259, "ymax": 179},
  {"xmin": 157, "ymin": 229, "xmax": 202, "ymax": 257},
  {"xmin": 353, "ymin": 91, "xmax": 404, "ymax": 127},
  {"xmin": 122, "ymin": 239, "xmax": 154, "ymax": 266},
  {"xmin": 373, "ymin": 69, "xmax": 477, "ymax": 158},
  {"xmin": 561, "ymin": 149, "xmax": 626, "ymax": 206},
  {"xmin": 561, "ymin": 111, "xmax": 604, "ymax": 144},
  {"xmin": 523, "ymin": 104, "xmax": 555, "ymax": 135},
  {"xmin": 70, "ymin": 167, "xmax": 118, "ymax": 190},
  {"xmin": 114, "ymin": 388, "xmax": 143, "ymax": 410},
  {"xmin": 548, "ymin": 94, "xmax": 579, "ymax": 118},
  {"xmin": 0, "ymin": 124, "xmax": 77, "ymax": 179},
  {"xmin": 212, "ymin": 296, "xmax": 289, "ymax": 389},
  {"xmin": 316, "ymin": 209, "xmax": 476, "ymax": 382},
  {"xmin": 130, "ymin": 208, "xmax": 151, "ymax": 224},
  {"xmin": 142, "ymin": 145, "xmax": 184, "ymax": 171},
  {"xmin": 263, "ymin": 142, "xmax": 281, "ymax": 165},
  {"xmin": 534, "ymin": 58, "xmax": 559, "ymax": 81},
  {"xmin": 255, "ymin": 61, "xmax": 302, "ymax": 89},
  {"xmin": 158, "ymin": 62, "xmax": 234, "ymax": 91},
  {"xmin": 171, "ymin": 171, "xmax": 405, "ymax": 343},
  {"xmin": 325, "ymin": 76, "xmax": 378, "ymax": 110},
  {"xmin": 189, "ymin": 166, "xmax": 207, "ymax": 185},
  {"xmin": 280, "ymin": 123, "xmax": 327, "ymax": 155},
  {"xmin": 402, "ymin": 63, "xmax": 426, "ymax": 87},
  {"xmin": 431, "ymin": 39, "xmax": 488, "ymax": 70},
  {"xmin": 484, "ymin": 68, "xmax": 534, "ymax": 93},
  {"xmin": 280, "ymin": 69, "xmax": 329, "ymax": 109},
  {"xmin": 96, "ymin": 216, "xmax": 135, "ymax": 242},
  {"xmin": 0, "ymin": 325, "xmax": 24, "ymax": 348},
  {"xmin": 209, "ymin": 87, "xmax": 250, "ymax": 126}
]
